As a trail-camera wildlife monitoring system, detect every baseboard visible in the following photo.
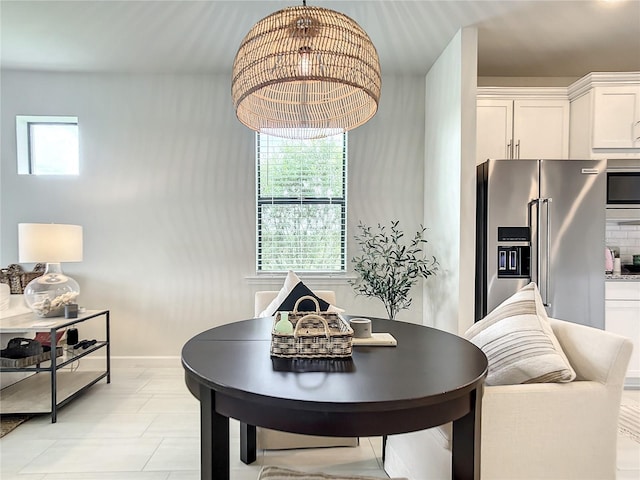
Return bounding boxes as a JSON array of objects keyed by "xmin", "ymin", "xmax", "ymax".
[{"xmin": 624, "ymin": 378, "xmax": 640, "ymax": 390}]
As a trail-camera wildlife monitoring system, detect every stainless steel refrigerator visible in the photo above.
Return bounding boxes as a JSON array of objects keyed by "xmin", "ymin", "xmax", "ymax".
[{"xmin": 475, "ymin": 158, "xmax": 606, "ymax": 329}]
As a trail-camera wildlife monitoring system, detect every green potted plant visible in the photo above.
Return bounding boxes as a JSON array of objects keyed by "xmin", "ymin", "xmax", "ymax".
[{"xmin": 349, "ymin": 220, "xmax": 438, "ymax": 320}]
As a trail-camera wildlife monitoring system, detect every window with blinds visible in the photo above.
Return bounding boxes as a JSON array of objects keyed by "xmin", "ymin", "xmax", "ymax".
[{"xmin": 257, "ymin": 130, "xmax": 347, "ymax": 273}]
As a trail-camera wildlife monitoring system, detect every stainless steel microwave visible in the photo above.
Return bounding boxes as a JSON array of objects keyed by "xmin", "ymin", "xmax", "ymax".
[{"xmin": 607, "ymin": 172, "xmax": 640, "ymax": 207}]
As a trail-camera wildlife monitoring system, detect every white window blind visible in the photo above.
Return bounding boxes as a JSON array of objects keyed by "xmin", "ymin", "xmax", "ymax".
[{"xmin": 257, "ymin": 131, "xmax": 347, "ymax": 272}]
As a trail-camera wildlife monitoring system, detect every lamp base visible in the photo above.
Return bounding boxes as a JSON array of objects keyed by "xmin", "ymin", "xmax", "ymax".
[{"xmin": 23, "ymin": 263, "xmax": 80, "ymax": 318}]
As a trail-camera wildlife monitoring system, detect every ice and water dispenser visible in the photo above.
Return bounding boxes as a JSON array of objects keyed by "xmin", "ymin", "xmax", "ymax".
[{"xmin": 497, "ymin": 227, "xmax": 530, "ymax": 278}]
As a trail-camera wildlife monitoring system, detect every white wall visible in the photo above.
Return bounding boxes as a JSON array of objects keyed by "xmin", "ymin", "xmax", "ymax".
[
  {"xmin": 0, "ymin": 71, "xmax": 427, "ymax": 357},
  {"xmin": 422, "ymin": 28, "xmax": 478, "ymax": 335}
]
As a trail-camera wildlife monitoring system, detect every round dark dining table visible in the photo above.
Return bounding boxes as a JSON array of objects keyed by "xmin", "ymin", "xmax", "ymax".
[{"xmin": 181, "ymin": 316, "xmax": 488, "ymax": 480}]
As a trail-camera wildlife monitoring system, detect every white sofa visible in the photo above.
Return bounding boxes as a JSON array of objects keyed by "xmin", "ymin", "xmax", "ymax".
[
  {"xmin": 254, "ymin": 290, "xmax": 359, "ymax": 450},
  {"xmin": 384, "ymin": 318, "xmax": 633, "ymax": 480}
]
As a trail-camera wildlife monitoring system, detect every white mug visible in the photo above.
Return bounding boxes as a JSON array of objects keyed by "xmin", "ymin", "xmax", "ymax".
[
  {"xmin": 350, "ymin": 318, "xmax": 372, "ymax": 338},
  {"xmin": 613, "ymin": 257, "xmax": 621, "ymax": 275}
]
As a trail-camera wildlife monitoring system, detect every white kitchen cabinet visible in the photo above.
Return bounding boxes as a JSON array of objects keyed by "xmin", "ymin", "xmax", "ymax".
[
  {"xmin": 477, "ymin": 99, "xmax": 512, "ymax": 162},
  {"xmin": 568, "ymin": 72, "xmax": 640, "ymax": 158},
  {"xmin": 477, "ymin": 89, "xmax": 569, "ymax": 164},
  {"xmin": 605, "ymin": 281, "xmax": 640, "ymax": 387},
  {"xmin": 592, "ymin": 86, "xmax": 640, "ymax": 148},
  {"xmin": 513, "ymin": 100, "xmax": 570, "ymax": 159}
]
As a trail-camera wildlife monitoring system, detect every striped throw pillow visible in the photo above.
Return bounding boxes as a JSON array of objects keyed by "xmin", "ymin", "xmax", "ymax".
[
  {"xmin": 258, "ymin": 466, "xmax": 408, "ymax": 480},
  {"xmin": 465, "ymin": 282, "xmax": 576, "ymax": 385}
]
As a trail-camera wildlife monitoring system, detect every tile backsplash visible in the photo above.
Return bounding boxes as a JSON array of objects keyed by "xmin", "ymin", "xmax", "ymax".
[{"xmin": 606, "ymin": 224, "xmax": 640, "ymax": 264}]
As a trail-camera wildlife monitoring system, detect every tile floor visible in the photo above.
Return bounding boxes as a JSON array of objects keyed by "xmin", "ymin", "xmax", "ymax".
[{"xmin": 0, "ymin": 364, "xmax": 638, "ymax": 480}]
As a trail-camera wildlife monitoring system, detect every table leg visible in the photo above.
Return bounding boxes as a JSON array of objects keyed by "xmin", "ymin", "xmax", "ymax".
[
  {"xmin": 382, "ymin": 435, "xmax": 387, "ymax": 462},
  {"xmin": 240, "ymin": 422, "xmax": 257, "ymax": 464},
  {"xmin": 200, "ymin": 385, "xmax": 229, "ymax": 480},
  {"xmin": 51, "ymin": 331, "xmax": 58, "ymax": 423},
  {"xmin": 451, "ymin": 385, "xmax": 483, "ymax": 480},
  {"xmin": 105, "ymin": 311, "xmax": 111, "ymax": 384}
]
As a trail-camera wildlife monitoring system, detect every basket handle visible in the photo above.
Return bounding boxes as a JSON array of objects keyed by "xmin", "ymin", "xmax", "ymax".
[
  {"xmin": 294, "ymin": 314, "xmax": 330, "ymax": 339},
  {"xmin": 292, "ymin": 295, "xmax": 321, "ymax": 314}
]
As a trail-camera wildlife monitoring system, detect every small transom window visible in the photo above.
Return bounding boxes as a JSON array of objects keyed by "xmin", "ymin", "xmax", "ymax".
[{"xmin": 16, "ymin": 115, "xmax": 79, "ymax": 175}]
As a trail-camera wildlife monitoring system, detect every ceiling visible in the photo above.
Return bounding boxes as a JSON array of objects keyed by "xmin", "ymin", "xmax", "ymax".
[{"xmin": 1, "ymin": 0, "xmax": 639, "ymax": 78}]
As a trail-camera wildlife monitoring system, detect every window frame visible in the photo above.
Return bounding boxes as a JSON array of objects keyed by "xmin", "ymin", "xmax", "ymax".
[
  {"xmin": 16, "ymin": 115, "xmax": 79, "ymax": 175},
  {"xmin": 256, "ymin": 131, "xmax": 348, "ymax": 274}
]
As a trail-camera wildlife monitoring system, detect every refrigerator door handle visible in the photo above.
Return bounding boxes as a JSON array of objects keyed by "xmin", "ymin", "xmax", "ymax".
[
  {"xmin": 528, "ymin": 198, "xmax": 541, "ymax": 286},
  {"xmin": 542, "ymin": 198, "xmax": 552, "ymax": 308}
]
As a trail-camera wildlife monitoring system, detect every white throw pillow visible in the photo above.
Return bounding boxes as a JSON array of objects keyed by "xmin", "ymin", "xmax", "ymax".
[
  {"xmin": 465, "ymin": 282, "xmax": 576, "ymax": 385},
  {"xmin": 258, "ymin": 271, "xmax": 300, "ymax": 318},
  {"xmin": 258, "ymin": 271, "xmax": 344, "ymax": 317}
]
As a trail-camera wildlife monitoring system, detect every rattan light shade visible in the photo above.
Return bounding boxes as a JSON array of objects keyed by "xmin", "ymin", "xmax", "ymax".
[{"xmin": 232, "ymin": 4, "xmax": 381, "ymax": 139}]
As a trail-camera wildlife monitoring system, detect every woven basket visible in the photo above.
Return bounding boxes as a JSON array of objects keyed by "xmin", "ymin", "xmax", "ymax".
[
  {"xmin": 0, "ymin": 264, "xmax": 45, "ymax": 294},
  {"xmin": 270, "ymin": 296, "xmax": 353, "ymax": 358},
  {"xmin": 0, "ymin": 346, "xmax": 63, "ymax": 368}
]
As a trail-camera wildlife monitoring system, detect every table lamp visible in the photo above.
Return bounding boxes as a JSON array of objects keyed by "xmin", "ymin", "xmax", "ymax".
[{"xmin": 18, "ymin": 223, "xmax": 83, "ymax": 317}]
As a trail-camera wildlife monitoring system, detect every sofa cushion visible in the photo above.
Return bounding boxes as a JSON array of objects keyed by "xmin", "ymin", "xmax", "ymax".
[
  {"xmin": 465, "ymin": 282, "xmax": 576, "ymax": 385},
  {"xmin": 258, "ymin": 271, "xmax": 343, "ymax": 317}
]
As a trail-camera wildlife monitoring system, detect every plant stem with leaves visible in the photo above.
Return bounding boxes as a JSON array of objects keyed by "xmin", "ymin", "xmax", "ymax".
[{"xmin": 349, "ymin": 221, "xmax": 438, "ymax": 320}]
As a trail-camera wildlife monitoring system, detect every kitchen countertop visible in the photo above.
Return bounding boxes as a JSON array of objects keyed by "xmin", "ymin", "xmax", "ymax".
[{"xmin": 605, "ymin": 274, "xmax": 640, "ymax": 281}]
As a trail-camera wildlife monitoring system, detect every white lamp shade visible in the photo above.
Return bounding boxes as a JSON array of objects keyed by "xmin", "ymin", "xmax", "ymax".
[{"xmin": 18, "ymin": 223, "xmax": 83, "ymax": 263}]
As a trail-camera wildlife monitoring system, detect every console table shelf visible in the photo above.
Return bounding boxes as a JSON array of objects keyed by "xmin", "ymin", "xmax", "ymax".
[
  {"xmin": 0, "ymin": 309, "xmax": 110, "ymax": 422},
  {"xmin": 0, "ymin": 370, "xmax": 107, "ymax": 414},
  {"xmin": 0, "ymin": 341, "xmax": 108, "ymax": 373}
]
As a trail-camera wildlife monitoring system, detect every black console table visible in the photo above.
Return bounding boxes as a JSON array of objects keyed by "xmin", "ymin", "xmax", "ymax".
[{"xmin": 0, "ymin": 309, "xmax": 110, "ymax": 422}]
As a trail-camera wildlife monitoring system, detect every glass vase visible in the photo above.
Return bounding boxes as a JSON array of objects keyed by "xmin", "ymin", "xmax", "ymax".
[{"xmin": 23, "ymin": 263, "xmax": 80, "ymax": 317}]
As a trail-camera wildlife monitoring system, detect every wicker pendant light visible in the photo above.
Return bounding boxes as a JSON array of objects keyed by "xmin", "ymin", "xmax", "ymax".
[{"xmin": 231, "ymin": 1, "xmax": 381, "ymax": 139}]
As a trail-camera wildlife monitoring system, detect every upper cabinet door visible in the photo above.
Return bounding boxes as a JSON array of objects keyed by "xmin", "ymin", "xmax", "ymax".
[
  {"xmin": 513, "ymin": 100, "xmax": 569, "ymax": 159},
  {"xmin": 592, "ymin": 86, "xmax": 640, "ymax": 149},
  {"xmin": 477, "ymin": 99, "xmax": 513, "ymax": 164}
]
